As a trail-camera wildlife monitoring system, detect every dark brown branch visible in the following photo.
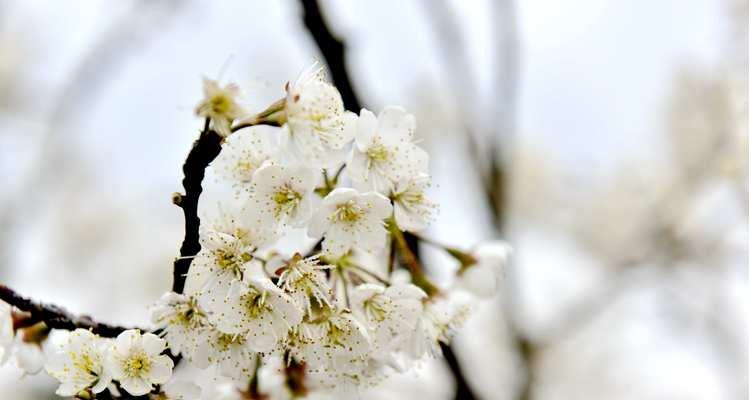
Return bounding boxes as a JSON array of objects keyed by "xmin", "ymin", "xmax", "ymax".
[
  {"xmin": 0, "ymin": 285, "xmax": 137, "ymax": 338},
  {"xmin": 172, "ymin": 123, "xmax": 223, "ymax": 294},
  {"xmin": 441, "ymin": 343, "xmax": 477, "ymax": 400},
  {"xmin": 300, "ymin": 0, "xmax": 361, "ymax": 111}
]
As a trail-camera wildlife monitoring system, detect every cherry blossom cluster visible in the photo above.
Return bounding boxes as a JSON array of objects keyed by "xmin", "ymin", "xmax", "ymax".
[
  {"xmin": 0, "ymin": 65, "xmax": 510, "ymax": 399},
  {"xmin": 0, "ymin": 304, "xmax": 173, "ymax": 397}
]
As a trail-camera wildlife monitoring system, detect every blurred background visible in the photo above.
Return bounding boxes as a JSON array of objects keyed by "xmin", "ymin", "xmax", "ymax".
[{"xmin": 0, "ymin": 0, "xmax": 746, "ymax": 398}]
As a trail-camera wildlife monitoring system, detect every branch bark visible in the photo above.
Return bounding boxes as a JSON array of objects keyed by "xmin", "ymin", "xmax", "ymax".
[
  {"xmin": 171, "ymin": 123, "xmax": 223, "ymax": 294},
  {"xmin": 0, "ymin": 285, "xmax": 136, "ymax": 337},
  {"xmin": 300, "ymin": 0, "xmax": 361, "ymax": 111}
]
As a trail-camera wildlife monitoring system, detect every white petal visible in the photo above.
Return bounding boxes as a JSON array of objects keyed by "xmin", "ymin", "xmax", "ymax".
[
  {"xmin": 307, "ymin": 205, "xmax": 333, "ymax": 239},
  {"xmin": 114, "ymin": 330, "xmax": 138, "ymax": 354},
  {"xmin": 360, "ymin": 192, "xmax": 393, "ymax": 220},
  {"xmin": 377, "ymin": 106, "xmax": 415, "ymax": 138},
  {"xmin": 120, "ymin": 377, "xmax": 152, "ymax": 396},
  {"xmin": 55, "ymin": 381, "xmax": 83, "ymax": 397},
  {"xmin": 323, "ymin": 187, "xmax": 359, "ymax": 206},
  {"xmin": 355, "ymin": 108, "xmax": 378, "ymax": 149},
  {"xmin": 459, "ymin": 265, "xmax": 498, "ymax": 298},
  {"xmin": 141, "ymin": 333, "xmax": 166, "ymax": 355},
  {"xmin": 147, "ymin": 355, "xmax": 174, "ymax": 384}
]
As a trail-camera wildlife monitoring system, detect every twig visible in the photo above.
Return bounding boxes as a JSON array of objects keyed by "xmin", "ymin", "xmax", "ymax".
[
  {"xmin": 441, "ymin": 343, "xmax": 477, "ymax": 400},
  {"xmin": 0, "ymin": 285, "xmax": 138, "ymax": 338},
  {"xmin": 300, "ymin": 0, "xmax": 361, "ymax": 111},
  {"xmin": 171, "ymin": 121, "xmax": 223, "ymax": 294},
  {"xmin": 391, "ymin": 226, "xmax": 439, "ymax": 296}
]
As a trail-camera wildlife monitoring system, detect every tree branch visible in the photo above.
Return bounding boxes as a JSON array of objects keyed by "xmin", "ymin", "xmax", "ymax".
[
  {"xmin": 171, "ymin": 123, "xmax": 223, "ymax": 294},
  {"xmin": 300, "ymin": 0, "xmax": 361, "ymax": 111},
  {"xmin": 0, "ymin": 285, "xmax": 137, "ymax": 337},
  {"xmin": 441, "ymin": 343, "xmax": 477, "ymax": 400}
]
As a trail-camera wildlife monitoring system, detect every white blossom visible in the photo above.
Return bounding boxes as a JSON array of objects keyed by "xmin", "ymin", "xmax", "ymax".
[
  {"xmin": 290, "ymin": 309, "xmax": 371, "ymax": 376},
  {"xmin": 348, "ymin": 107, "xmax": 429, "ymax": 193},
  {"xmin": 247, "ymin": 163, "xmax": 317, "ymax": 229},
  {"xmin": 391, "ymin": 173, "xmax": 438, "ymax": 232},
  {"xmin": 192, "ymin": 328, "xmax": 258, "ymax": 380},
  {"xmin": 0, "ymin": 301, "xmax": 12, "ymax": 365},
  {"xmin": 308, "ymin": 188, "xmax": 392, "ymax": 257},
  {"xmin": 405, "ymin": 294, "xmax": 472, "ymax": 360},
  {"xmin": 283, "ymin": 64, "xmax": 355, "ymax": 168},
  {"xmin": 13, "ymin": 331, "xmax": 45, "ymax": 375},
  {"xmin": 277, "ymin": 254, "xmax": 333, "ymax": 316},
  {"xmin": 45, "ymin": 329, "xmax": 111, "ymax": 397},
  {"xmin": 458, "ymin": 241, "xmax": 512, "ymax": 298},
  {"xmin": 350, "ymin": 283, "xmax": 426, "ymax": 355},
  {"xmin": 107, "ymin": 330, "xmax": 173, "ymax": 396},
  {"xmin": 195, "ymin": 78, "xmax": 244, "ymax": 138},
  {"xmin": 163, "ymin": 362, "xmax": 244, "ymax": 400},
  {"xmin": 189, "ymin": 203, "xmax": 277, "ymax": 309},
  {"xmin": 211, "ymin": 276, "xmax": 303, "ymax": 353},
  {"xmin": 149, "ymin": 292, "xmax": 207, "ymax": 359},
  {"xmin": 212, "ymin": 127, "xmax": 275, "ymax": 191}
]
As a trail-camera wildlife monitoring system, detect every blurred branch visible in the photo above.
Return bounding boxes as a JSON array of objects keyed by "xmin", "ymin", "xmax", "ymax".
[
  {"xmin": 171, "ymin": 121, "xmax": 222, "ymax": 294},
  {"xmin": 300, "ymin": 0, "xmax": 361, "ymax": 111},
  {"xmin": 0, "ymin": 284, "xmax": 139, "ymax": 337},
  {"xmin": 297, "ymin": 1, "xmax": 476, "ymax": 398},
  {"xmin": 441, "ymin": 343, "xmax": 478, "ymax": 400},
  {"xmin": 424, "ymin": 0, "xmax": 523, "ymax": 398}
]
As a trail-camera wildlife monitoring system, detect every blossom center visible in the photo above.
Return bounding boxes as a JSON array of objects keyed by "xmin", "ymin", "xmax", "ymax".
[
  {"xmin": 363, "ymin": 295, "xmax": 390, "ymax": 323},
  {"xmin": 273, "ymin": 185, "xmax": 302, "ymax": 216},
  {"xmin": 71, "ymin": 351, "xmax": 96, "ymax": 375},
  {"xmin": 173, "ymin": 302, "xmax": 203, "ymax": 328},
  {"xmin": 236, "ymin": 160, "xmax": 254, "ymax": 174},
  {"xmin": 333, "ymin": 201, "xmax": 363, "ymax": 224},
  {"xmin": 122, "ymin": 352, "xmax": 151, "ymax": 378},
  {"xmin": 366, "ymin": 143, "xmax": 390, "ymax": 162},
  {"xmin": 216, "ymin": 333, "xmax": 244, "ymax": 351},
  {"xmin": 209, "ymin": 94, "xmax": 232, "ymax": 115},
  {"xmin": 215, "ymin": 249, "xmax": 252, "ymax": 276},
  {"xmin": 326, "ymin": 321, "xmax": 347, "ymax": 347},
  {"xmin": 241, "ymin": 290, "xmax": 268, "ymax": 318}
]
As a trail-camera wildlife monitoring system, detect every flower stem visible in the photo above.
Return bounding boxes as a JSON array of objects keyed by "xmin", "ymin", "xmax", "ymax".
[
  {"xmin": 387, "ymin": 219, "xmax": 439, "ymax": 296},
  {"xmin": 349, "ymin": 264, "xmax": 390, "ymax": 285},
  {"xmin": 231, "ymin": 98, "xmax": 286, "ymax": 132}
]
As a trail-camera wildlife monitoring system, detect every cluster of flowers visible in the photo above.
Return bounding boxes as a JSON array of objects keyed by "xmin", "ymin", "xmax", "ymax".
[
  {"xmin": 0, "ymin": 304, "xmax": 173, "ymax": 397},
  {"xmin": 0, "ymin": 65, "xmax": 510, "ymax": 399}
]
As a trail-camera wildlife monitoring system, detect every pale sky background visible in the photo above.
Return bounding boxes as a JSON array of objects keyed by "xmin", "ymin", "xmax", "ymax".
[{"xmin": 0, "ymin": 0, "xmax": 733, "ymax": 399}]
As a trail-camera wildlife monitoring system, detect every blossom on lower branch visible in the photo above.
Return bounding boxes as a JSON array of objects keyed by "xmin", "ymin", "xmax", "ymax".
[
  {"xmin": 45, "ymin": 329, "xmax": 112, "ymax": 397},
  {"xmin": 0, "ymin": 301, "xmax": 12, "ymax": 365},
  {"xmin": 107, "ymin": 330, "xmax": 174, "ymax": 396}
]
